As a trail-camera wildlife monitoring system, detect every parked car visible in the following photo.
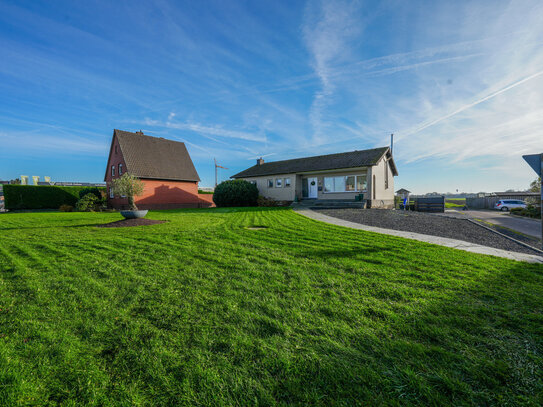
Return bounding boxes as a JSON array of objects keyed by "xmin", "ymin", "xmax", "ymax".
[{"xmin": 494, "ymin": 200, "xmax": 527, "ymax": 211}]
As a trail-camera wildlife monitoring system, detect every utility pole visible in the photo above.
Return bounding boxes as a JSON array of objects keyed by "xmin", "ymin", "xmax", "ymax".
[{"xmin": 214, "ymin": 158, "xmax": 228, "ymax": 188}]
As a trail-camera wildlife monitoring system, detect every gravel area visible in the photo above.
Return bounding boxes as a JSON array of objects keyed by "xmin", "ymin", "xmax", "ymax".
[{"xmin": 315, "ymin": 208, "xmax": 541, "ymax": 255}]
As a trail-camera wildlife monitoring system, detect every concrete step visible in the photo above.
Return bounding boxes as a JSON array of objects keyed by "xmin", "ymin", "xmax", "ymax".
[{"xmin": 293, "ymin": 199, "xmax": 367, "ymax": 209}]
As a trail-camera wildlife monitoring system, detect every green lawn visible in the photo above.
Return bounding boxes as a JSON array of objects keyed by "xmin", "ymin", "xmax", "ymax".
[
  {"xmin": 1, "ymin": 208, "xmax": 542, "ymax": 406},
  {"xmin": 445, "ymin": 198, "xmax": 466, "ymax": 209}
]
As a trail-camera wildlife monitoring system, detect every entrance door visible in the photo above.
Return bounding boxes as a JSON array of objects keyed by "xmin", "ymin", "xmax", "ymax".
[{"xmin": 307, "ymin": 177, "xmax": 318, "ymax": 198}]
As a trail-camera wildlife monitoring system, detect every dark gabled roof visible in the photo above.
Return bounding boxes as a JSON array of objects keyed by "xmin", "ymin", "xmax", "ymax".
[
  {"xmin": 232, "ymin": 147, "xmax": 397, "ymax": 178},
  {"xmin": 105, "ymin": 129, "xmax": 200, "ymax": 182}
]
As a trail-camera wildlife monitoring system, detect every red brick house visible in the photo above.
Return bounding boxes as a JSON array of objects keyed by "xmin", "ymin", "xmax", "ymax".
[{"xmin": 105, "ymin": 129, "xmax": 212, "ymax": 209}]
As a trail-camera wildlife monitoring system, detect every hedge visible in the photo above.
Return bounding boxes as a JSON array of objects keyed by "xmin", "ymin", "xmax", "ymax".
[
  {"xmin": 212, "ymin": 180, "xmax": 258, "ymax": 207},
  {"xmin": 3, "ymin": 185, "xmax": 106, "ymax": 210}
]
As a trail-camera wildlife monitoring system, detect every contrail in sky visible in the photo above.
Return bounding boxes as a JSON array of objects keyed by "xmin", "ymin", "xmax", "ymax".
[{"xmin": 400, "ymin": 69, "xmax": 543, "ymax": 138}]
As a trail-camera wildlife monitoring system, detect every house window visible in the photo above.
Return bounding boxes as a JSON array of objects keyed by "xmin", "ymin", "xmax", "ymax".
[
  {"xmin": 324, "ymin": 175, "xmax": 367, "ymax": 193},
  {"xmin": 276, "ymin": 178, "xmax": 282, "ymax": 188},
  {"xmin": 249, "ymin": 180, "xmax": 256, "ymax": 185},
  {"xmin": 267, "ymin": 179, "xmax": 273, "ymax": 188},
  {"xmin": 109, "ymin": 187, "xmax": 114, "ymax": 198},
  {"xmin": 111, "ymin": 165, "xmax": 115, "ymax": 177},
  {"xmin": 385, "ymin": 161, "xmax": 389, "ymax": 189},
  {"xmin": 345, "ymin": 176, "xmax": 355, "ymax": 191},
  {"xmin": 284, "ymin": 178, "xmax": 291, "ymax": 187},
  {"xmin": 356, "ymin": 174, "xmax": 367, "ymax": 191},
  {"xmin": 119, "ymin": 163, "xmax": 123, "ymax": 175}
]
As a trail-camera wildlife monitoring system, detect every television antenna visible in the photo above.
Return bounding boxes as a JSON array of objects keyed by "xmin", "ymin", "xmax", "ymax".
[{"xmin": 214, "ymin": 158, "xmax": 228, "ymax": 187}]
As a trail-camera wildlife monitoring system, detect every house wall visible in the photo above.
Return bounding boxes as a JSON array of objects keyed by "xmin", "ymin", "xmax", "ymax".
[
  {"xmin": 368, "ymin": 157, "xmax": 395, "ymax": 208},
  {"xmin": 240, "ymin": 168, "xmax": 371, "ymax": 201},
  {"xmin": 198, "ymin": 193, "xmax": 215, "ymax": 208},
  {"xmin": 108, "ymin": 179, "xmax": 200, "ymax": 210},
  {"xmin": 243, "ymin": 173, "xmax": 297, "ymax": 201},
  {"xmin": 105, "ymin": 135, "xmax": 204, "ymax": 209},
  {"xmin": 105, "ymin": 135, "xmax": 128, "ymax": 207}
]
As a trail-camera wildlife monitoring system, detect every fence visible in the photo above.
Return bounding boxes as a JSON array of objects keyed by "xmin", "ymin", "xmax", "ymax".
[
  {"xmin": 414, "ymin": 196, "xmax": 445, "ymax": 212},
  {"xmin": 465, "ymin": 197, "xmax": 500, "ymax": 209}
]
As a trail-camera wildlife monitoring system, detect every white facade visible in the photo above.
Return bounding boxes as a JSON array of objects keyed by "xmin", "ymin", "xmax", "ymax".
[{"xmin": 241, "ymin": 158, "xmax": 396, "ymax": 208}]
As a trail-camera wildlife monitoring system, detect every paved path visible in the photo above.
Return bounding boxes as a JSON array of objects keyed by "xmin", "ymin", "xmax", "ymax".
[
  {"xmin": 294, "ymin": 208, "xmax": 543, "ymax": 264},
  {"xmin": 440, "ymin": 209, "xmax": 541, "ymax": 239}
]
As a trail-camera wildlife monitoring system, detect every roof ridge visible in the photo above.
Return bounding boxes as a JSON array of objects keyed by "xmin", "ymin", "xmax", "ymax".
[{"xmin": 253, "ymin": 146, "xmax": 388, "ymax": 167}]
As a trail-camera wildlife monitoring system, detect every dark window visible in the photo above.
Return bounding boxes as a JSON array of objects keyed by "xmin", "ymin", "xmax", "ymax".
[
  {"xmin": 118, "ymin": 164, "xmax": 123, "ymax": 175},
  {"xmin": 267, "ymin": 179, "xmax": 273, "ymax": 188}
]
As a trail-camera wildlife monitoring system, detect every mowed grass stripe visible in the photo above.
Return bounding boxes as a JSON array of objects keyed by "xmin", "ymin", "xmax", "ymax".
[{"xmin": 0, "ymin": 208, "xmax": 542, "ymax": 405}]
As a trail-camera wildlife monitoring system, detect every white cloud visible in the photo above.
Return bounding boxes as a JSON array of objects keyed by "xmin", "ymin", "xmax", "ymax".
[
  {"xmin": 145, "ymin": 118, "xmax": 266, "ymax": 143},
  {"xmin": 302, "ymin": 0, "xmax": 362, "ymax": 144}
]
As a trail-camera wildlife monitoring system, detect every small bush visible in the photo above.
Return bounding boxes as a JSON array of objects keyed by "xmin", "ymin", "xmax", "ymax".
[
  {"xmin": 213, "ymin": 180, "xmax": 258, "ymax": 207},
  {"xmin": 59, "ymin": 204, "xmax": 74, "ymax": 212},
  {"xmin": 510, "ymin": 205, "xmax": 541, "ymax": 218},
  {"xmin": 78, "ymin": 187, "xmax": 103, "ymax": 200},
  {"xmin": 76, "ymin": 193, "xmax": 99, "ymax": 212},
  {"xmin": 257, "ymin": 196, "xmax": 291, "ymax": 207}
]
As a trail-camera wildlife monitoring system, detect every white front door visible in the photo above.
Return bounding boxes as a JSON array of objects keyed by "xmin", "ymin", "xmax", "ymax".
[{"xmin": 308, "ymin": 177, "xmax": 318, "ymax": 198}]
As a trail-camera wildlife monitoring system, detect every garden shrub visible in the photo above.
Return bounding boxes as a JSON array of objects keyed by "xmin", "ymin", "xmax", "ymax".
[
  {"xmin": 511, "ymin": 205, "xmax": 541, "ymax": 219},
  {"xmin": 3, "ymin": 185, "xmax": 106, "ymax": 210},
  {"xmin": 257, "ymin": 196, "xmax": 291, "ymax": 207},
  {"xmin": 76, "ymin": 193, "xmax": 99, "ymax": 212},
  {"xmin": 59, "ymin": 204, "xmax": 74, "ymax": 212},
  {"xmin": 78, "ymin": 187, "xmax": 103, "ymax": 200},
  {"xmin": 212, "ymin": 180, "xmax": 258, "ymax": 207}
]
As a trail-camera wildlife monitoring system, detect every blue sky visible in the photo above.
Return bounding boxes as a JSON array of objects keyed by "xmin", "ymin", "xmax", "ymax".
[{"xmin": 1, "ymin": 0, "xmax": 542, "ymax": 193}]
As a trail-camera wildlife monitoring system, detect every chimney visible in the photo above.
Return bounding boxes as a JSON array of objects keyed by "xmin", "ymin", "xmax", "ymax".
[{"xmin": 256, "ymin": 157, "xmax": 264, "ymax": 165}]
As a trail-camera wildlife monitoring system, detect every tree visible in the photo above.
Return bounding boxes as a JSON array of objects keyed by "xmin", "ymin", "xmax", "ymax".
[
  {"xmin": 111, "ymin": 173, "xmax": 145, "ymax": 210},
  {"xmin": 529, "ymin": 177, "xmax": 541, "ymax": 192}
]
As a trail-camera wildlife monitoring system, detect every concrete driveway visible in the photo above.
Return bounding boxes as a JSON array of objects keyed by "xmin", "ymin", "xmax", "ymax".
[{"xmin": 443, "ymin": 209, "xmax": 541, "ymax": 239}]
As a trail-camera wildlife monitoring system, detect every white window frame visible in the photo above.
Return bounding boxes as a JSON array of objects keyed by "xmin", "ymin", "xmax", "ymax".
[
  {"xmin": 109, "ymin": 187, "xmax": 114, "ymax": 198},
  {"xmin": 284, "ymin": 178, "xmax": 291, "ymax": 187},
  {"xmin": 323, "ymin": 174, "xmax": 367, "ymax": 193},
  {"xmin": 119, "ymin": 163, "xmax": 123, "ymax": 175},
  {"xmin": 275, "ymin": 178, "xmax": 282, "ymax": 188},
  {"xmin": 267, "ymin": 179, "xmax": 273, "ymax": 188},
  {"xmin": 111, "ymin": 165, "xmax": 115, "ymax": 177}
]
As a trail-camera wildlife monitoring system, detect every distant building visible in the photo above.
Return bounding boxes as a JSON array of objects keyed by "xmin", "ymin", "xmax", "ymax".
[{"xmin": 104, "ymin": 129, "xmax": 211, "ymax": 209}]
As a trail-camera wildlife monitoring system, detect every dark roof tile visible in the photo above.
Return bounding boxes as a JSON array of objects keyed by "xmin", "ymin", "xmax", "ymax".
[
  {"xmin": 232, "ymin": 147, "xmax": 396, "ymax": 178},
  {"xmin": 110, "ymin": 130, "xmax": 200, "ymax": 182}
]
